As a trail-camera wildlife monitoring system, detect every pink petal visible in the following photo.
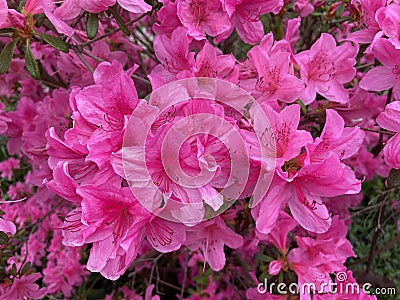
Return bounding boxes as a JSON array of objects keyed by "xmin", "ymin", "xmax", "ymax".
[
  {"xmin": 288, "ymin": 195, "xmax": 332, "ymax": 233},
  {"xmin": 117, "ymin": 0, "xmax": 152, "ymax": 14},
  {"xmin": 0, "ymin": 218, "xmax": 16, "ymax": 234},
  {"xmin": 359, "ymin": 66, "xmax": 396, "ymax": 92}
]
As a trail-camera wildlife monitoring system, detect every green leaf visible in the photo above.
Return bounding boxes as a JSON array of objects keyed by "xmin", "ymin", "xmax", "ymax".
[
  {"xmin": 20, "ymin": 262, "xmax": 31, "ymax": 276},
  {"xmin": 0, "ymin": 231, "xmax": 8, "ymax": 244},
  {"xmin": 18, "ymin": 0, "xmax": 27, "ymax": 12},
  {"xmin": 10, "ymin": 263, "xmax": 17, "ymax": 276},
  {"xmin": 0, "ymin": 28, "xmax": 16, "ymax": 34},
  {"xmin": 86, "ymin": 13, "xmax": 99, "ymax": 40},
  {"xmin": 387, "ymin": 168, "xmax": 400, "ymax": 188},
  {"xmin": 34, "ymin": 14, "xmax": 46, "ymax": 28},
  {"xmin": 297, "ymin": 99, "xmax": 307, "ymax": 115},
  {"xmin": 336, "ymin": 3, "xmax": 345, "ymax": 18},
  {"xmin": 24, "ymin": 39, "xmax": 40, "ymax": 80},
  {"xmin": 0, "ymin": 38, "xmax": 19, "ymax": 75},
  {"xmin": 109, "ymin": 5, "xmax": 130, "ymax": 36},
  {"xmin": 38, "ymin": 33, "xmax": 69, "ymax": 53}
]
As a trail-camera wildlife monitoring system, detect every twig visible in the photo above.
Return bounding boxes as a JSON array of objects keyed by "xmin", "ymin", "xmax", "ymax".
[
  {"xmin": 366, "ymin": 195, "xmax": 386, "ymax": 273},
  {"xmin": 349, "ymin": 235, "xmax": 400, "ymax": 265},
  {"xmin": 360, "ymin": 127, "xmax": 395, "ymax": 135},
  {"xmin": 79, "ymin": 13, "xmax": 148, "ymax": 47},
  {"xmin": 74, "ymin": 50, "xmax": 94, "ymax": 73},
  {"xmin": 180, "ymin": 248, "xmax": 189, "ymax": 298}
]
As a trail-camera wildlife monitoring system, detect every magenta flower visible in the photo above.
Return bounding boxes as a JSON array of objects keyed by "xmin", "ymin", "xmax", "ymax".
[
  {"xmin": 252, "ymin": 104, "xmax": 361, "ymax": 234},
  {"xmin": 186, "ymin": 216, "xmax": 243, "ymax": 271},
  {"xmin": 249, "ymin": 34, "xmax": 304, "ymax": 103},
  {"xmin": 0, "ymin": 273, "xmax": 47, "ymax": 300},
  {"xmin": 359, "ymin": 38, "xmax": 400, "ymax": 101},
  {"xmin": 177, "ymin": 0, "xmax": 231, "ymax": 40},
  {"xmin": 222, "ymin": 0, "xmax": 283, "ymax": 44},
  {"xmin": 296, "ymin": 33, "xmax": 358, "ymax": 104}
]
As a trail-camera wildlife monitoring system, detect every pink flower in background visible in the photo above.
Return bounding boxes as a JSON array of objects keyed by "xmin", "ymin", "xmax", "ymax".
[
  {"xmin": 0, "ymin": 217, "xmax": 16, "ymax": 234},
  {"xmin": 0, "ymin": 157, "xmax": 20, "ymax": 180},
  {"xmin": 0, "ymin": 273, "xmax": 47, "ymax": 300}
]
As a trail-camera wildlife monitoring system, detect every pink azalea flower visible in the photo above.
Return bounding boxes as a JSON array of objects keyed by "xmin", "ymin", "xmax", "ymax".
[
  {"xmin": 256, "ymin": 211, "xmax": 297, "ymax": 254},
  {"xmin": 252, "ymin": 104, "xmax": 361, "ymax": 234},
  {"xmin": 153, "ymin": 27, "xmax": 195, "ymax": 76},
  {"xmin": 307, "ymin": 109, "xmax": 365, "ymax": 161},
  {"xmin": 186, "ymin": 216, "xmax": 243, "ymax": 271},
  {"xmin": 189, "ymin": 42, "xmax": 239, "ymax": 82},
  {"xmin": 359, "ymin": 38, "xmax": 400, "ymax": 101},
  {"xmin": 346, "ymin": 0, "xmax": 386, "ymax": 44},
  {"xmin": 221, "ymin": 0, "xmax": 283, "ymax": 44},
  {"xmin": 296, "ymin": 33, "xmax": 358, "ymax": 104},
  {"xmin": 248, "ymin": 34, "xmax": 304, "ymax": 103},
  {"xmin": 0, "ymin": 157, "xmax": 20, "ymax": 180},
  {"xmin": 177, "ymin": 0, "xmax": 231, "ymax": 40},
  {"xmin": 0, "ymin": 273, "xmax": 47, "ymax": 300}
]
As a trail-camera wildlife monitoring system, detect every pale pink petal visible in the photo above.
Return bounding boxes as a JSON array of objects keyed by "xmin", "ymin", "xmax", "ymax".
[
  {"xmin": 117, "ymin": 0, "xmax": 152, "ymax": 14},
  {"xmin": 359, "ymin": 66, "xmax": 396, "ymax": 92},
  {"xmin": 0, "ymin": 0, "xmax": 7, "ymax": 26},
  {"xmin": 288, "ymin": 195, "xmax": 332, "ymax": 233},
  {"xmin": 376, "ymin": 101, "xmax": 400, "ymax": 132},
  {"xmin": 0, "ymin": 218, "xmax": 16, "ymax": 234},
  {"xmin": 383, "ymin": 133, "xmax": 400, "ymax": 169}
]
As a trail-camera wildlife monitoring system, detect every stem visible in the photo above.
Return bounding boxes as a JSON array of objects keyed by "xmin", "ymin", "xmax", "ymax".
[
  {"xmin": 366, "ymin": 195, "xmax": 386, "ymax": 273},
  {"xmin": 74, "ymin": 50, "xmax": 94, "ymax": 73},
  {"xmin": 79, "ymin": 13, "xmax": 148, "ymax": 47},
  {"xmin": 360, "ymin": 127, "xmax": 395, "ymax": 135}
]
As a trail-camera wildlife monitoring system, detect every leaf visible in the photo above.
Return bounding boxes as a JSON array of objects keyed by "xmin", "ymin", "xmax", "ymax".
[
  {"xmin": 18, "ymin": 0, "xmax": 27, "ymax": 12},
  {"xmin": 86, "ymin": 13, "xmax": 99, "ymax": 40},
  {"xmin": 20, "ymin": 262, "xmax": 31, "ymax": 276},
  {"xmin": 336, "ymin": 3, "xmax": 345, "ymax": 18},
  {"xmin": 38, "ymin": 33, "xmax": 69, "ymax": 53},
  {"xmin": 109, "ymin": 5, "xmax": 130, "ymax": 36},
  {"xmin": 387, "ymin": 168, "xmax": 400, "ymax": 188},
  {"xmin": 10, "ymin": 263, "xmax": 17, "ymax": 276},
  {"xmin": 0, "ymin": 231, "xmax": 8, "ymax": 244},
  {"xmin": 296, "ymin": 99, "xmax": 307, "ymax": 115},
  {"xmin": 0, "ymin": 28, "xmax": 16, "ymax": 34},
  {"xmin": 0, "ymin": 38, "xmax": 19, "ymax": 74},
  {"xmin": 24, "ymin": 39, "xmax": 40, "ymax": 80}
]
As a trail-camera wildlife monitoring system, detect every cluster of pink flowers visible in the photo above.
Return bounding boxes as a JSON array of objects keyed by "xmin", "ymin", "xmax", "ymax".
[{"xmin": 0, "ymin": 0, "xmax": 399, "ymax": 299}]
